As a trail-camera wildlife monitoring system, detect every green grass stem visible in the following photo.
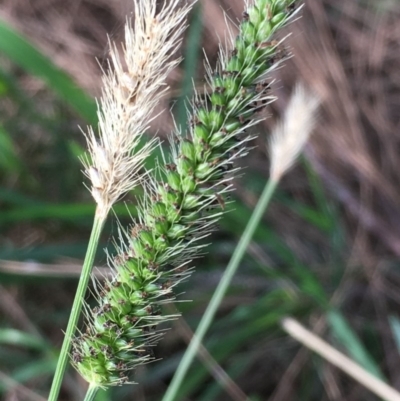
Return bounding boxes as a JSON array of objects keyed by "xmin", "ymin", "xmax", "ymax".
[
  {"xmin": 48, "ymin": 213, "xmax": 105, "ymax": 401},
  {"xmin": 162, "ymin": 178, "xmax": 278, "ymax": 401},
  {"xmin": 83, "ymin": 385, "xmax": 99, "ymax": 401}
]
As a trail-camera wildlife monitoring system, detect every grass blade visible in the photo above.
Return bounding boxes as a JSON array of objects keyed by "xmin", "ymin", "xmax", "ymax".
[
  {"xmin": 0, "ymin": 20, "xmax": 96, "ymax": 123},
  {"xmin": 327, "ymin": 309, "xmax": 384, "ymax": 379}
]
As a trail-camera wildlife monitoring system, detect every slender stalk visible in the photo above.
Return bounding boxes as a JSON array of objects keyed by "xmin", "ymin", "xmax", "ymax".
[
  {"xmin": 282, "ymin": 318, "xmax": 400, "ymax": 401},
  {"xmin": 48, "ymin": 212, "xmax": 105, "ymax": 401},
  {"xmin": 83, "ymin": 385, "xmax": 99, "ymax": 401},
  {"xmin": 162, "ymin": 179, "xmax": 278, "ymax": 401}
]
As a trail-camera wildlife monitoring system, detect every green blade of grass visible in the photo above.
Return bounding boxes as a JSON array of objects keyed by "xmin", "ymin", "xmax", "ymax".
[
  {"xmin": 327, "ymin": 309, "xmax": 385, "ymax": 380},
  {"xmin": 0, "ymin": 20, "xmax": 97, "ymax": 124},
  {"xmin": 0, "ymin": 124, "xmax": 22, "ymax": 173},
  {"xmin": 0, "ymin": 329, "xmax": 48, "ymax": 351}
]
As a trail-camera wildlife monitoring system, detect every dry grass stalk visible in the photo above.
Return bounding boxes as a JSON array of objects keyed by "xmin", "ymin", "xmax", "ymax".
[{"xmin": 282, "ymin": 318, "xmax": 400, "ymax": 401}]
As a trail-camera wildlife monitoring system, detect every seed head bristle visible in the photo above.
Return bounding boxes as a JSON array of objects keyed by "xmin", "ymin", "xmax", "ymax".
[
  {"xmin": 269, "ymin": 83, "xmax": 319, "ymax": 182},
  {"xmin": 82, "ymin": 0, "xmax": 195, "ymax": 218}
]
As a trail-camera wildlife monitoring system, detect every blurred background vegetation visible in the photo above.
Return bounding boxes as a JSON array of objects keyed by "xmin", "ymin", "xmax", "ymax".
[{"xmin": 1, "ymin": 0, "xmax": 400, "ymax": 400}]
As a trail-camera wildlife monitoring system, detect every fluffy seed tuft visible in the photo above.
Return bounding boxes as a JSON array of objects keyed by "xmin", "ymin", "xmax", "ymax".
[
  {"xmin": 269, "ymin": 83, "xmax": 319, "ymax": 182},
  {"xmin": 82, "ymin": 0, "xmax": 195, "ymax": 218}
]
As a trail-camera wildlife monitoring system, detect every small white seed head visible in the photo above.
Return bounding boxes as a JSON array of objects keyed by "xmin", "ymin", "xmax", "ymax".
[{"xmin": 269, "ymin": 84, "xmax": 320, "ymax": 182}]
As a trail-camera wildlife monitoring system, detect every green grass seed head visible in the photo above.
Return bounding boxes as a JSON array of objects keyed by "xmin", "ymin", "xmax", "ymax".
[{"xmin": 72, "ymin": 0, "xmax": 301, "ymax": 388}]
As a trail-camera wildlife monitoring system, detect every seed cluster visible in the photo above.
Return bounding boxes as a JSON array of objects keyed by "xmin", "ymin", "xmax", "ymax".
[
  {"xmin": 83, "ymin": 0, "xmax": 193, "ymax": 217},
  {"xmin": 72, "ymin": 0, "xmax": 298, "ymax": 387}
]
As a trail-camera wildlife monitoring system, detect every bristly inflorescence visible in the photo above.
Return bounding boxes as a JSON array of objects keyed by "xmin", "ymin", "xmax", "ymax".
[
  {"xmin": 269, "ymin": 84, "xmax": 319, "ymax": 182},
  {"xmin": 82, "ymin": 0, "xmax": 194, "ymax": 219},
  {"xmin": 72, "ymin": 0, "xmax": 299, "ymax": 388}
]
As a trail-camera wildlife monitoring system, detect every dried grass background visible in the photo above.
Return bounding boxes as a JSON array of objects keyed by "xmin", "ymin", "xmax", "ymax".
[{"xmin": 1, "ymin": 0, "xmax": 400, "ymax": 400}]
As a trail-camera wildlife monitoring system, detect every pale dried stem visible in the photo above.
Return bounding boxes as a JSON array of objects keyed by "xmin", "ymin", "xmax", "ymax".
[{"xmin": 282, "ymin": 318, "xmax": 400, "ymax": 401}]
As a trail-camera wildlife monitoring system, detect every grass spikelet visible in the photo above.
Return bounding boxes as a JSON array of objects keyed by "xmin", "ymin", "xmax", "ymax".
[
  {"xmin": 269, "ymin": 83, "xmax": 319, "ymax": 182},
  {"xmin": 72, "ymin": 0, "xmax": 300, "ymax": 389},
  {"xmin": 83, "ymin": 0, "xmax": 194, "ymax": 218}
]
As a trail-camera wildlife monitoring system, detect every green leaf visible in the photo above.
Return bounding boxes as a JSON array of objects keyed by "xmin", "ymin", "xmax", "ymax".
[
  {"xmin": 0, "ymin": 124, "xmax": 22, "ymax": 173},
  {"xmin": 0, "ymin": 329, "xmax": 48, "ymax": 351},
  {"xmin": 0, "ymin": 20, "xmax": 97, "ymax": 124},
  {"xmin": 327, "ymin": 310, "xmax": 385, "ymax": 380}
]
